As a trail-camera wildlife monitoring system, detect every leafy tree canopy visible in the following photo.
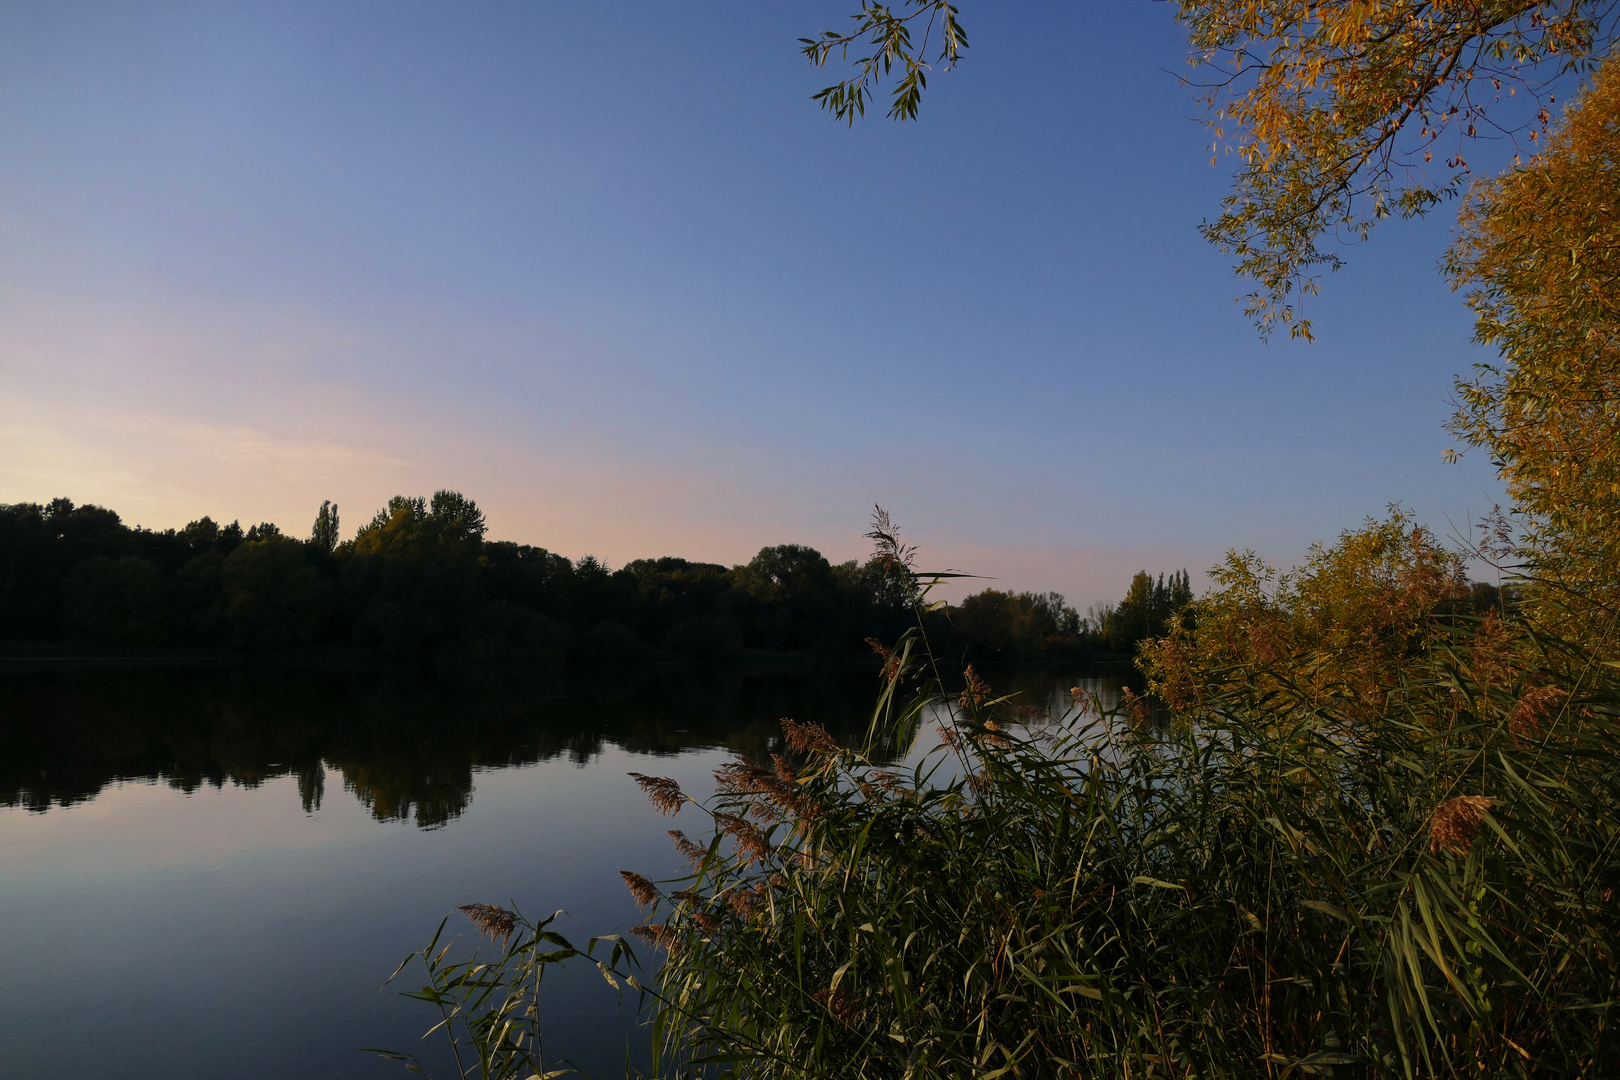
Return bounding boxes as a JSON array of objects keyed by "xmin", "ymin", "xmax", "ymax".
[
  {"xmin": 352, "ymin": 490, "xmax": 487, "ymax": 560},
  {"xmin": 1446, "ymin": 60, "xmax": 1620, "ymax": 637},
  {"xmin": 804, "ymin": 1, "xmax": 1616, "ymax": 339}
]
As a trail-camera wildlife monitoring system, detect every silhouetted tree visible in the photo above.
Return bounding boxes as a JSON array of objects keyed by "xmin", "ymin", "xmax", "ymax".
[
  {"xmin": 1104, "ymin": 570, "xmax": 1194, "ymax": 653},
  {"xmin": 309, "ymin": 501, "xmax": 340, "ymax": 555},
  {"xmin": 62, "ymin": 555, "xmax": 171, "ymax": 646},
  {"xmin": 220, "ymin": 539, "xmax": 332, "ymax": 650}
]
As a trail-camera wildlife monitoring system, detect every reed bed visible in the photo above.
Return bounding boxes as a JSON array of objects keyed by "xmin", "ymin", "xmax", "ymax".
[{"xmin": 385, "ymin": 610, "xmax": 1620, "ymax": 1078}]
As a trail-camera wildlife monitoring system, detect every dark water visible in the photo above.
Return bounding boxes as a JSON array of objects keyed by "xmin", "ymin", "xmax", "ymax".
[{"xmin": 0, "ymin": 659, "xmax": 1128, "ymax": 1079}]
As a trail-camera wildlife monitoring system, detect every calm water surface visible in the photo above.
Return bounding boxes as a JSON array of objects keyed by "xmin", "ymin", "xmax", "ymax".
[{"xmin": 0, "ymin": 660, "xmax": 1127, "ymax": 1079}]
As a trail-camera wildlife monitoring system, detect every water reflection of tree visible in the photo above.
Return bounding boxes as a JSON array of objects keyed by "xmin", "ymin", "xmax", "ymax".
[{"xmin": 0, "ymin": 661, "xmax": 998, "ymax": 826}]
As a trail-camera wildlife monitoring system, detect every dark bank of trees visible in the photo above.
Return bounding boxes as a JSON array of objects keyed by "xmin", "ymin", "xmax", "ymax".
[{"xmin": 0, "ymin": 493, "xmax": 1187, "ymax": 664}]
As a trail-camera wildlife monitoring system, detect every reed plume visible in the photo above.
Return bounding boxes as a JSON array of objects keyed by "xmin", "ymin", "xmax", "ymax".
[
  {"xmin": 1509, "ymin": 685, "xmax": 1565, "ymax": 742},
  {"xmin": 866, "ymin": 636, "xmax": 903, "ymax": 682},
  {"xmin": 629, "ymin": 923, "xmax": 679, "ymax": 952},
  {"xmin": 669, "ymin": 829, "xmax": 707, "ymax": 865},
  {"xmin": 959, "ymin": 665, "xmax": 991, "ymax": 708},
  {"xmin": 863, "ymin": 504, "xmax": 916, "ymax": 579},
  {"xmin": 629, "ymin": 772, "xmax": 685, "ymax": 816},
  {"xmin": 621, "ymin": 870, "xmax": 660, "ymax": 908},
  {"xmin": 812, "ymin": 986, "xmax": 861, "ymax": 1027},
  {"xmin": 714, "ymin": 812, "xmax": 772, "ymax": 865},
  {"xmin": 1428, "ymin": 795, "xmax": 1495, "ymax": 856},
  {"xmin": 781, "ymin": 717, "xmax": 837, "ymax": 755},
  {"xmin": 458, "ymin": 903, "xmax": 519, "ymax": 943}
]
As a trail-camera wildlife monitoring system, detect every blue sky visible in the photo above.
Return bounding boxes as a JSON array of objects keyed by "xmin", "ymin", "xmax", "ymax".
[{"xmin": 0, "ymin": 1, "xmax": 1507, "ymax": 606}]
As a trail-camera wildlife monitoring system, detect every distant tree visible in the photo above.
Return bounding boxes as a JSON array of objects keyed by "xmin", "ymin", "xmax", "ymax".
[
  {"xmin": 218, "ymin": 520, "xmax": 245, "ymax": 553},
  {"xmin": 171, "ymin": 551, "xmax": 226, "ymax": 643},
  {"xmin": 737, "ymin": 544, "xmax": 835, "ymax": 603},
  {"xmin": 310, "ymin": 500, "xmax": 340, "ymax": 555},
  {"xmin": 952, "ymin": 588, "xmax": 1082, "ymax": 659},
  {"xmin": 1104, "ymin": 570, "xmax": 1194, "ymax": 653},
  {"xmin": 246, "ymin": 522, "xmax": 286, "ymax": 543},
  {"xmin": 220, "ymin": 539, "xmax": 332, "ymax": 650},
  {"xmin": 61, "ymin": 555, "xmax": 170, "ymax": 647},
  {"xmin": 179, "ymin": 516, "xmax": 222, "ymax": 554},
  {"xmin": 621, "ymin": 556, "xmax": 738, "ymax": 645},
  {"xmin": 481, "ymin": 542, "xmax": 575, "ymax": 613},
  {"xmin": 0, "ymin": 499, "xmax": 136, "ymax": 640},
  {"xmin": 429, "ymin": 490, "xmax": 486, "ymax": 544},
  {"xmin": 737, "ymin": 545, "xmax": 838, "ymax": 651},
  {"xmin": 353, "ymin": 491, "xmax": 486, "ymax": 560},
  {"xmin": 366, "ymin": 496, "xmax": 424, "ymax": 533},
  {"xmin": 1082, "ymin": 600, "xmax": 1114, "ymax": 639},
  {"xmin": 346, "ymin": 492, "xmax": 489, "ymax": 653}
]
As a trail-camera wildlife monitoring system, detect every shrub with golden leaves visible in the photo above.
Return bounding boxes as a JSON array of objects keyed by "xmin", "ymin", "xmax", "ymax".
[
  {"xmin": 1448, "ymin": 58, "xmax": 1620, "ymax": 643},
  {"xmin": 1143, "ymin": 511, "xmax": 1470, "ymax": 723}
]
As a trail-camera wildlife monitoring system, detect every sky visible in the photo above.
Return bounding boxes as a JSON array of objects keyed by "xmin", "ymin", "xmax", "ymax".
[{"xmin": 0, "ymin": 1, "xmax": 1510, "ymax": 607}]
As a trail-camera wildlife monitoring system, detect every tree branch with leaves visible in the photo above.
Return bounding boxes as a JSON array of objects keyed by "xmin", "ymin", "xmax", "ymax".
[{"xmin": 801, "ymin": 1, "xmax": 1617, "ymax": 340}]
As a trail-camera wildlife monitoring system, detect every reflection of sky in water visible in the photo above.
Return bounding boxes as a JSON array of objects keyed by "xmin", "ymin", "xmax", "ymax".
[{"xmin": 0, "ymin": 663, "xmax": 1128, "ymax": 1079}]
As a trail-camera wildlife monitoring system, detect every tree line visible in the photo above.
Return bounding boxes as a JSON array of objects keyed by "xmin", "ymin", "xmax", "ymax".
[{"xmin": 0, "ymin": 493, "xmax": 1190, "ymax": 663}]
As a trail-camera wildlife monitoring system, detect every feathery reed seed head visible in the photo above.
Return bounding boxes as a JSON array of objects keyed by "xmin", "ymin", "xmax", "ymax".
[
  {"xmin": 715, "ymin": 812, "xmax": 772, "ymax": 865},
  {"xmin": 458, "ymin": 903, "xmax": 519, "ymax": 943},
  {"xmin": 1429, "ymin": 795, "xmax": 1495, "ymax": 855},
  {"xmin": 864, "ymin": 505, "xmax": 917, "ymax": 579},
  {"xmin": 771, "ymin": 754, "xmax": 797, "ymax": 786},
  {"xmin": 629, "ymin": 773, "xmax": 684, "ymax": 816},
  {"xmin": 669, "ymin": 829, "xmax": 707, "ymax": 865},
  {"xmin": 781, "ymin": 717, "xmax": 837, "ymax": 754},
  {"xmin": 621, "ymin": 870, "xmax": 660, "ymax": 908},
  {"xmin": 726, "ymin": 883, "xmax": 767, "ymax": 918},
  {"xmin": 1468, "ymin": 612, "xmax": 1518, "ymax": 690},
  {"xmin": 813, "ymin": 986, "xmax": 861, "ymax": 1027},
  {"xmin": 959, "ymin": 665, "xmax": 991, "ymax": 708},
  {"xmin": 1510, "ymin": 685, "xmax": 1565, "ymax": 741},
  {"xmin": 629, "ymin": 923, "xmax": 678, "ymax": 952},
  {"xmin": 866, "ymin": 637, "xmax": 903, "ymax": 682}
]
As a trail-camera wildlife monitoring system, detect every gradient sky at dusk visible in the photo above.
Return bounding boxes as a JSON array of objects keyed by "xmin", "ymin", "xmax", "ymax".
[{"xmin": 0, "ymin": 1, "xmax": 1508, "ymax": 606}]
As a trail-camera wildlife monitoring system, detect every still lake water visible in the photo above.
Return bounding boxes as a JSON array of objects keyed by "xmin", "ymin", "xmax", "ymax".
[{"xmin": 0, "ymin": 659, "xmax": 1128, "ymax": 1079}]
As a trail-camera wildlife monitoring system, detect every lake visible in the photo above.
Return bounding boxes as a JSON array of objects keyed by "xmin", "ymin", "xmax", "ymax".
[{"xmin": 0, "ymin": 658, "xmax": 1129, "ymax": 1078}]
